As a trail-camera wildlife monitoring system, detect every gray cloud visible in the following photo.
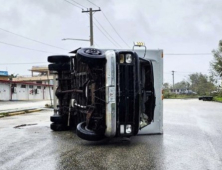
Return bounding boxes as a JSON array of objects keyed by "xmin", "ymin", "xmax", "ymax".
[{"xmin": 0, "ymin": 0, "xmax": 221, "ymax": 83}]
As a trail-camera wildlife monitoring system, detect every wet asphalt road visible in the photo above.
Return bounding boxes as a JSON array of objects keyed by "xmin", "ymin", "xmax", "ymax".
[{"xmin": 0, "ymin": 99, "xmax": 222, "ymax": 170}]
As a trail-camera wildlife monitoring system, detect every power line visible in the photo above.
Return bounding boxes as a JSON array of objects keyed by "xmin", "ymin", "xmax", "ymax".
[
  {"xmin": 101, "ymin": 11, "xmax": 131, "ymax": 48},
  {"xmin": 84, "ymin": 0, "xmax": 130, "ymax": 48},
  {"xmin": 94, "ymin": 17, "xmax": 122, "ymax": 48},
  {"xmin": 85, "ymin": 0, "xmax": 100, "ymax": 8},
  {"xmin": 94, "ymin": 41, "xmax": 100, "ymax": 47},
  {"xmin": 165, "ymin": 53, "xmax": 212, "ymax": 55},
  {"xmin": 93, "ymin": 22, "xmax": 118, "ymax": 48},
  {"xmin": 64, "ymin": 0, "xmax": 83, "ymax": 10},
  {"xmin": 0, "ymin": 41, "xmax": 54, "ymax": 54},
  {"xmin": 165, "ymin": 71, "xmax": 209, "ymax": 73},
  {"xmin": 66, "ymin": 0, "xmax": 128, "ymax": 48},
  {"xmin": 70, "ymin": 0, "xmax": 87, "ymax": 9},
  {"xmin": 0, "ymin": 27, "xmax": 68, "ymax": 51}
]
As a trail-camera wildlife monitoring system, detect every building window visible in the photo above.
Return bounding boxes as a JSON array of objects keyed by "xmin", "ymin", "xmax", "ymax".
[
  {"xmin": 21, "ymin": 85, "xmax": 26, "ymax": 88},
  {"xmin": 37, "ymin": 86, "xmax": 41, "ymax": 89},
  {"xmin": 29, "ymin": 85, "xmax": 33, "ymax": 88}
]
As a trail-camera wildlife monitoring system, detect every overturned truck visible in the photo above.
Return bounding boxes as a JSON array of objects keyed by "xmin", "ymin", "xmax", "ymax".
[{"xmin": 48, "ymin": 48, "xmax": 158, "ymax": 141}]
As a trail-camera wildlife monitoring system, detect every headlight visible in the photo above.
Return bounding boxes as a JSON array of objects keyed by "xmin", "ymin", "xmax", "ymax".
[
  {"xmin": 126, "ymin": 125, "xmax": 132, "ymax": 134},
  {"xmin": 125, "ymin": 54, "xmax": 132, "ymax": 63}
]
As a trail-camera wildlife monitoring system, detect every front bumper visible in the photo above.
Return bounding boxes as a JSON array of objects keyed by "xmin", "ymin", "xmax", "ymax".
[{"xmin": 105, "ymin": 50, "xmax": 116, "ymax": 137}]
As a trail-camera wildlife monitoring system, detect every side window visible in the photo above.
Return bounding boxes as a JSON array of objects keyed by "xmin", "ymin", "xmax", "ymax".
[
  {"xmin": 37, "ymin": 86, "xmax": 41, "ymax": 89},
  {"xmin": 29, "ymin": 85, "xmax": 33, "ymax": 88},
  {"xmin": 21, "ymin": 85, "xmax": 26, "ymax": 88}
]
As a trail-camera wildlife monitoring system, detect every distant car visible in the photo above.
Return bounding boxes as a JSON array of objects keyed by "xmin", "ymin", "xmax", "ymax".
[{"xmin": 199, "ymin": 96, "xmax": 213, "ymax": 101}]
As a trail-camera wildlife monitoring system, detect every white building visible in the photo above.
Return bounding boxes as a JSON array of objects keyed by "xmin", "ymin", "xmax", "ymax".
[
  {"xmin": 13, "ymin": 65, "xmax": 53, "ymax": 85},
  {"xmin": 0, "ymin": 80, "xmax": 53, "ymax": 101}
]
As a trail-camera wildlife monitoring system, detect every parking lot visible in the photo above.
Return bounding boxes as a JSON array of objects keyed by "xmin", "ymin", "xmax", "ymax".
[{"xmin": 0, "ymin": 99, "xmax": 222, "ymax": 170}]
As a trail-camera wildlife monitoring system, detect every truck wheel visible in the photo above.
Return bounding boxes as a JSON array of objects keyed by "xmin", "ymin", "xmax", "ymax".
[
  {"xmin": 48, "ymin": 55, "xmax": 70, "ymax": 63},
  {"xmin": 48, "ymin": 63, "xmax": 70, "ymax": 72},
  {"xmin": 50, "ymin": 123, "xmax": 70, "ymax": 131},
  {"xmin": 76, "ymin": 48, "xmax": 105, "ymax": 65},
  {"xmin": 50, "ymin": 115, "xmax": 67, "ymax": 124},
  {"xmin": 76, "ymin": 122, "xmax": 105, "ymax": 141}
]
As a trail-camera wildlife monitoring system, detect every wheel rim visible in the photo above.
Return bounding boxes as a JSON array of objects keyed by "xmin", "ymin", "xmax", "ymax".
[{"xmin": 84, "ymin": 49, "xmax": 101, "ymax": 55}]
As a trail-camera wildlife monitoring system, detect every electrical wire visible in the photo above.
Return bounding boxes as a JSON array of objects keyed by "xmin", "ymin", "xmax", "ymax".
[
  {"xmin": 164, "ymin": 71, "xmax": 210, "ymax": 75},
  {"xmin": 85, "ymin": 0, "xmax": 100, "ymax": 8},
  {"xmin": 0, "ymin": 41, "xmax": 54, "ymax": 54},
  {"xmin": 70, "ymin": 0, "xmax": 87, "ymax": 9},
  {"xmin": 165, "ymin": 53, "xmax": 212, "ymax": 55},
  {"xmin": 84, "ymin": 0, "xmax": 130, "ymax": 48},
  {"xmin": 64, "ymin": 0, "xmax": 83, "ymax": 10},
  {"xmin": 65, "ymin": 0, "xmax": 124, "ymax": 48},
  {"xmin": 83, "ymin": 13, "xmax": 118, "ymax": 48},
  {"xmin": 94, "ymin": 17, "xmax": 122, "ymax": 48},
  {"xmin": 101, "ymin": 11, "xmax": 131, "ymax": 48},
  {"xmin": 93, "ymin": 22, "xmax": 118, "ymax": 48},
  {"xmin": 0, "ymin": 27, "xmax": 68, "ymax": 51},
  {"xmin": 94, "ymin": 42, "xmax": 100, "ymax": 47}
]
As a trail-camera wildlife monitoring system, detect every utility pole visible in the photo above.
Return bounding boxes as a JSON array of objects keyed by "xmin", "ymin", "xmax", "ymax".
[
  {"xmin": 172, "ymin": 71, "xmax": 175, "ymax": 92},
  {"xmin": 82, "ymin": 8, "xmax": 101, "ymax": 46}
]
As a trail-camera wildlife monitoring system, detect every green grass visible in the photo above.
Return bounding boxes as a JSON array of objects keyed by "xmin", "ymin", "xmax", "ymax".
[
  {"xmin": 0, "ymin": 112, "xmax": 9, "ymax": 117},
  {"xmin": 164, "ymin": 93, "xmax": 198, "ymax": 99},
  {"xmin": 213, "ymin": 96, "xmax": 222, "ymax": 102}
]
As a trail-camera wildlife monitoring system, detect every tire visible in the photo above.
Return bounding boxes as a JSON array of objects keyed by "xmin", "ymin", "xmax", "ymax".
[
  {"xmin": 50, "ymin": 123, "xmax": 70, "ymax": 131},
  {"xmin": 48, "ymin": 55, "xmax": 70, "ymax": 63},
  {"xmin": 48, "ymin": 63, "xmax": 70, "ymax": 72},
  {"xmin": 76, "ymin": 48, "xmax": 106, "ymax": 65},
  {"xmin": 50, "ymin": 115, "xmax": 67, "ymax": 124},
  {"xmin": 76, "ymin": 122, "xmax": 105, "ymax": 141}
]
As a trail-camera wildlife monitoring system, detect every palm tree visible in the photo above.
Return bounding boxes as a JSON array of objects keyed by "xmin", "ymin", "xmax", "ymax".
[{"xmin": 9, "ymin": 74, "xmax": 18, "ymax": 81}]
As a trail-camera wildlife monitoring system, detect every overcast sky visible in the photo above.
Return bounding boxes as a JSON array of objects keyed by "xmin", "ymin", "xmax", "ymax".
[{"xmin": 0, "ymin": 0, "xmax": 221, "ymax": 84}]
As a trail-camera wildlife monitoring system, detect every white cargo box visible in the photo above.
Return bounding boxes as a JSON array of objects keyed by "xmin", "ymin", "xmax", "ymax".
[{"xmin": 135, "ymin": 49, "xmax": 163, "ymax": 135}]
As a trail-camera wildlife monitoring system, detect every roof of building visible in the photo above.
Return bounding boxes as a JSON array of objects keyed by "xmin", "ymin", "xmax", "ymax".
[
  {"xmin": 29, "ymin": 66, "xmax": 48, "ymax": 72},
  {"xmin": 0, "ymin": 79, "xmax": 53, "ymax": 87}
]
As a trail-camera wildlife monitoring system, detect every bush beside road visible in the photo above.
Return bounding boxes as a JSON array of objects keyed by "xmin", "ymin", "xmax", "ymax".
[
  {"xmin": 164, "ymin": 91, "xmax": 222, "ymax": 102},
  {"xmin": 163, "ymin": 92, "xmax": 198, "ymax": 99},
  {"xmin": 213, "ymin": 96, "xmax": 222, "ymax": 102}
]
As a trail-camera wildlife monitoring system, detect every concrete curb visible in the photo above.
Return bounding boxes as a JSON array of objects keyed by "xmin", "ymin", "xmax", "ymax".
[{"xmin": 0, "ymin": 109, "xmax": 43, "ymax": 118}]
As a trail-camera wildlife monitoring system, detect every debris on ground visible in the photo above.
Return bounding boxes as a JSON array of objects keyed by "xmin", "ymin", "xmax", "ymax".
[{"xmin": 14, "ymin": 123, "xmax": 37, "ymax": 129}]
